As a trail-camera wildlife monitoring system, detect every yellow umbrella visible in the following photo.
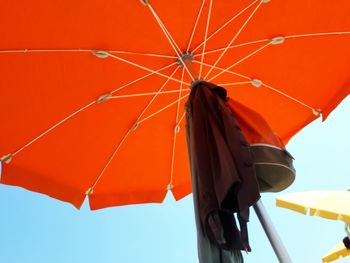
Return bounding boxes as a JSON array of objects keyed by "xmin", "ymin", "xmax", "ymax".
[
  {"xmin": 276, "ymin": 190, "xmax": 350, "ymax": 262},
  {"xmin": 276, "ymin": 190, "xmax": 350, "ymax": 223},
  {"xmin": 322, "ymin": 242, "xmax": 350, "ymax": 263}
]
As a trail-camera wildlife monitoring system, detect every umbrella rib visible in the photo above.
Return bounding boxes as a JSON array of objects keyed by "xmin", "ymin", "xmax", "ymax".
[
  {"xmin": 0, "ymin": 49, "xmax": 176, "ymax": 59},
  {"xmin": 0, "ymin": 49, "xmax": 92, "ymax": 54},
  {"xmin": 138, "ymin": 93, "xmax": 190, "ymax": 125},
  {"xmin": 2, "ymin": 62, "xmax": 178, "ymax": 160},
  {"xmin": 193, "ymin": 39, "xmax": 269, "ymax": 57},
  {"xmin": 220, "ymin": 71, "xmax": 319, "ymax": 113},
  {"xmin": 177, "ymin": 111, "xmax": 187, "ymax": 127},
  {"xmin": 175, "ymin": 69, "xmax": 186, "ymax": 129},
  {"xmin": 193, "ymin": 59, "xmax": 252, "ymax": 81},
  {"xmin": 197, "ymin": 59, "xmax": 319, "ymax": 113},
  {"xmin": 196, "ymin": 31, "xmax": 350, "ymax": 57},
  {"xmin": 168, "ymin": 109, "xmax": 188, "ymax": 188},
  {"xmin": 260, "ymin": 82, "xmax": 318, "ymax": 113},
  {"xmin": 108, "ymin": 50, "xmax": 177, "ymax": 59},
  {"xmin": 88, "ymin": 67, "xmax": 181, "ymax": 192},
  {"xmin": 204, "ymin": 0, "xmax": 263, "ymax": 80},
  {"xmin": 110, "ymin": 62, "xmax": 178, "ymax": 94},
  {"xmin": 208, "ymin": 42, "xmax": 271, "ymax": 82},
  {"xmin": 108, "ymin": 53, "xmax": 189, "ymax": 86},
  {"xmin": 199, "ymin": 0, "xmax": 213, "ymax": 79},
  {"xmin": 89, "ymin": 128, "xmax": 132, "ymax": 192},
  {"xmin": 146, "ymin": 4, "xmax": 182, "ymax": 54},
  {"xmin": 169, "ymin": 68, "xmax": 186, "ymax": 190},
  {"xmin": 218, "ymin": 81, "xmax": 253, "ymax": 86},
  {"xmin": 192, "ymin": 0, "xmax": 259, "ymax": 54},
  {"xmin": 135, "ymin": 66, "xmax": 181, "ymax": 120},
  {"xmin": 285, "ymin": 31, "xmax": 350, "ymax": 40},
  {"xmin": 186, "ymin": 0, "xmax": 206, "ymax": 53},
  {"xmin": 0, "ymin": 49, "xmax": 186, "ymax": 86},
  {"xmin": 145, "ymin": 3, "xmax": 195, "ymax": 82},
  {"xmin": 11, "ymin": 101, "xmax": 96, "ymax": 158},
  {"xmin": 109, "ymin": 89, "xmax": 188, "ymax": 99}
]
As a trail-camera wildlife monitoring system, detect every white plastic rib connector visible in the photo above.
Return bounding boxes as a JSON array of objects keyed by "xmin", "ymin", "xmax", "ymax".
[
  {"xmin": 167, "ymin": 184, "xmax": 174, "ymax": 191},
  {"xmin": 174, "ymin": 125, "xmax": 180, "ymax": 134},
  {"xmin": 86, "ymin": 187, "xmax": 94, "ymax": 196},
  {"xmin": 312, "ymin": 109, "xmax": 321, "ymax": 116},
  {"xmin": 251, "ymin": 79, "xmax": 263, "ymax": 88},
  {"xmin": 92, "ymin": 50, "xmax": 110, "ymax": 59},
  {"xmin": 96, "ymin": 93, "xmax": 112, "ymax": 104},
  {"xmin": 270, "ymin": 37, "xmax": 285, "ymax": 45},
  {"xmin": 0, "ymin": 154, "xmax": 13, "ymax": 164},
  {"xmin": 131, "ymin": 122, "xmax": 139, "ymax": 131}
]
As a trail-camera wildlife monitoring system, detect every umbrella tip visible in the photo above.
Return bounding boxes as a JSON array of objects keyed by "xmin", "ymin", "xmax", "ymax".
[
  {"xmin": 86, "ymin": 187, "xmax": 94, "ymax": 196},
  {"xmin": 167, "ymin": 184, "xmax": 174, "ymax": 191},
  {"xmin": 312, "ymin": 108, "xmax": 322, "ymax": 116},
  {"xmin": 0, "ymin": 154, "xmax": 13, "ymax": 164}
]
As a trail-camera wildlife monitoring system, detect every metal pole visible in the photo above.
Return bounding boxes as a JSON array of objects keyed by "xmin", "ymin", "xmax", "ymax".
[{"xmin": 253, "ymin": 199, "xmax": 293, "ymax": 263}]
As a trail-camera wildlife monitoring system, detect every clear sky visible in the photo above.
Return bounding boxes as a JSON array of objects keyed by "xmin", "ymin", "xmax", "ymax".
[{"xmin": 0, "ymin": 97, "xmax": 349, "ymax": 263}]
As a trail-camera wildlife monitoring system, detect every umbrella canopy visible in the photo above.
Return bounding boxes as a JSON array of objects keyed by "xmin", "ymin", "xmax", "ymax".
[
  {"xmin": 322, "ymin": 242, "xmax": 350, "ymax": 263},
  {"xmin": 276, "ymin": 190, "xmax": 350, "ymax": 223},
  {"xmin": 277, "ymin": 190, "xmax": 350, "ymax": 262},
  {"xmin": 1, "ymin": 0, "xmax": 350, "ymax": 209}
]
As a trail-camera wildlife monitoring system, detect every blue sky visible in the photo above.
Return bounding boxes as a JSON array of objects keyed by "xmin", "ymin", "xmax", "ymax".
[{"xmin": 0, "ymin": 96, "xmax": 349, "ymax": 263}]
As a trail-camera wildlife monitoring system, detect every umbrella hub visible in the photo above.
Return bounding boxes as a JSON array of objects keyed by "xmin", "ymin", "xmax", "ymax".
[
  {"xmin": 177, "ymin": 52, "xmax": 194, "ymax": 68},
  {"xmin": 178, "ymin": 52, "xmax": 199, "ymax": 82}
]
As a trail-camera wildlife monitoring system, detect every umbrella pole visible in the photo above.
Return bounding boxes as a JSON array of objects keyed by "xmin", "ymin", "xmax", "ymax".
[
  {"xmin": 253, "ymin": 200, "xmax": 293, "ymax": 263},
  {"xmin": 179, "ymin": 53, "xmax": 199, "ymax": 82}
]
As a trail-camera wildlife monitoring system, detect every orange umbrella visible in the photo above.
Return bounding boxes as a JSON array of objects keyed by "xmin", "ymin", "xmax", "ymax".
[{"xmin": 0, "ymin": 0, "xmax": 349, "ymax": 210}]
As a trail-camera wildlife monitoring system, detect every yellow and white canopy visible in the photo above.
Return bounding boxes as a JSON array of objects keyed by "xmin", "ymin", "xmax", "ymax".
[
  {"xmin": 322, "ymin": 242, "xmax": 350, "ymax": 263},
  {"xmin": 276, "ymin": 190, "xmax": 350, "ymax": 223}
]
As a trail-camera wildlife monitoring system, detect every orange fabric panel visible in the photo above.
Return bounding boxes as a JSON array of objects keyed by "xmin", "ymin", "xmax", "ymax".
[
  {"xmin": 227, "ymin": 98, "xmax": 285, "ymax": 148},
  {"xmin": 0, "ymin": 0, "xmax": 349, "ymax": 209}
]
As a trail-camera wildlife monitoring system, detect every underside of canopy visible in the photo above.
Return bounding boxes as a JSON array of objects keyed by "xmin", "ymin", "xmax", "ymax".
[{"xmin": 0, "ymin": 0, "xmax": 349, "ymax": 209}]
